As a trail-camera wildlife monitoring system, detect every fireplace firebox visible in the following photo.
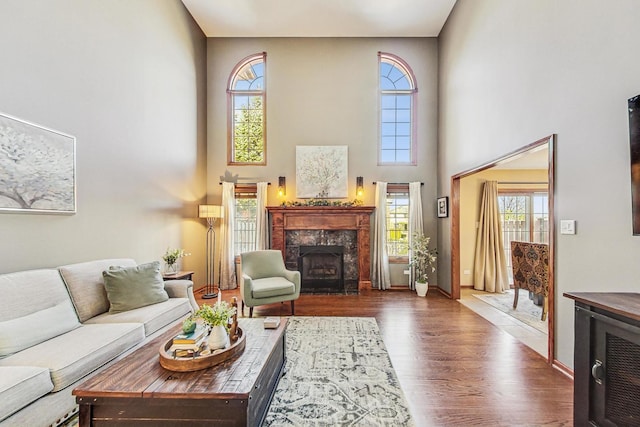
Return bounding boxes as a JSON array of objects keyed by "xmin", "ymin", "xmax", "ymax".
[{"xmin": 298, "ymin": 245, "xmax": 344, "ymax": 293}]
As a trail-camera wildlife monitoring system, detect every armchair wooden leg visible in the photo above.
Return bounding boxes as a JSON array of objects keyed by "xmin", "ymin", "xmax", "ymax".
[
  {"xmin": 291, "ymin": 300, "xmax": 295, "ymax": 316},
  {"xmin": 249, "ymin": 307, "xmax": 253, "ymax": 318},
  {"xmin": 513, "ymin": 286, "xmax": 520, "ymax": 309},
  {"xmin": 541, "ymin": 296, "xmax": 548, "ymax": 322}
]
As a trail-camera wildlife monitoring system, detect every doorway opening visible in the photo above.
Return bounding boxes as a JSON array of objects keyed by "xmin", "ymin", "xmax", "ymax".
[{"xmin": 450, "ymin": 135, "xmax": 555, "ymax": 363}]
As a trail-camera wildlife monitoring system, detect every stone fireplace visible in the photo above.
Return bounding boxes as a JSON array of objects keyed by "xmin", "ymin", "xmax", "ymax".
[{"xmin": 267, "ymin": 206, "xmax": 375, "ymax": 291}]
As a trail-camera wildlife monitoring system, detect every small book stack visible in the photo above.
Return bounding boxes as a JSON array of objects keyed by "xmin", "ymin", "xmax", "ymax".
[
  {"xmin": 169, "ymin": 325, "xmax": 207, "ymax": 356},
  {"xmin": 263, "ymin": 317, "xmax": 280, "ymax": 329}
]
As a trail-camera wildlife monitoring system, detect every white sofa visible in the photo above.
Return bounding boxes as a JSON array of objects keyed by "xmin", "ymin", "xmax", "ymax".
[{"xmin": 0, "ymin": 259, "xmax": 198, "ymax": 427}]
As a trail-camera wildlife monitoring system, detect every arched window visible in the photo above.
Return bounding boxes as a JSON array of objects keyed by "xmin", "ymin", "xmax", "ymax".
[
  {"xmin": 379, "ymin": 52, "xmax": 417, "ymax": 165},
  {"xmin": 228, "ymin": 53, "xmax": 266, "ymax": 165}
]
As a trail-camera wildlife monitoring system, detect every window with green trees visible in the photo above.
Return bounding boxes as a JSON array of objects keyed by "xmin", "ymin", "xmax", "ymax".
[{"xmin": 228, "ymin": 53, "xmax": 266, "ymax": 165}]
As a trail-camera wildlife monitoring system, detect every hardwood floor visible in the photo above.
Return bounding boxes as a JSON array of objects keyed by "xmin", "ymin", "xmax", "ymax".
[{"xmin": 196, "ymin": 288, "xmax": 573, "ymax": 426}]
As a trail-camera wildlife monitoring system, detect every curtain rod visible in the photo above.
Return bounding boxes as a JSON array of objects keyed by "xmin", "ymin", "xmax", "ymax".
[
  {"xmin": 372, "ymin": 182, "xmax": 424, "ymax": 185},
  {"xmin": 498, "ymin": 181, "xmax": 547, "ymax": 185}
]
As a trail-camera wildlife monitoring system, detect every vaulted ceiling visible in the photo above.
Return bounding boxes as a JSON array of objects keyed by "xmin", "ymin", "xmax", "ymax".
[{"xmin": 181, "ymin": 0, "xmax": 457, "ymax": 37}]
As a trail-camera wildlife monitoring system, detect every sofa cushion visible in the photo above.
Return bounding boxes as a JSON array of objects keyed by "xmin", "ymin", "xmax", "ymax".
[
  {"xmin": 251, "ymin": 277, "xmax": 296, "ymax": 299},
  {"xmin": 85, "ymin": 298, "xmax": 190, "ymax": 336},
  {"xmin": 0, "ymin": 366, "xmax": 53, "ymax": 422},
  {"xmin": 0, "ymin": 269, "xmax": 74, "ymax": 322},
  {"xmin": 103, "ymin": 261, "xmax": 169, "ymax": 313},
  {"xmin": 0, "ymin": 323, "xmax": 144, "ymax": 392},
  {"xmin": 0, "ymin": 299, "xmax": 80, "ymax": 357},
  {"xmin": 59, "ymin": 259, "xmax": 137, "ymax": 322}
]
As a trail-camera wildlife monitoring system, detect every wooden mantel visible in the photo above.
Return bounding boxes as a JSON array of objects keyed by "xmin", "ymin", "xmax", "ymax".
[{"xmin": 267, "ymin": 206, "xmax": 375, "ymax": 290}]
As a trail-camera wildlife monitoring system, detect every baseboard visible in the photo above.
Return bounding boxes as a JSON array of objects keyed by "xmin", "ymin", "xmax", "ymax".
[
  {"xmin": 437, "ymin": 287, "xmax": 452, "ymax": 299},
  {"xmin": 552, "ymin": 359, "xmax": 574, "ymax": 380},
  {"xmin": 389, "ymin": 285, "xmax": 412, "ymax": 291}
]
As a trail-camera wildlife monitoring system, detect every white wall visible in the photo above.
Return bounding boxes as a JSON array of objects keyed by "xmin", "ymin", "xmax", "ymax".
[
  {"xmin": 0, "ymin": 0, "xmax": 208, "ymax": 281},
  {"xmin": 439, "ymin": 0, "xmax": 640, "ymax": 367},
  {"xmin": 206, "ymin": 37, "xmax": 439, "ymax": 286}
]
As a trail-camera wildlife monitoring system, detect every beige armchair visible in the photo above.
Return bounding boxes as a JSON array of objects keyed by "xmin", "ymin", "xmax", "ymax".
[{"xmin": 239, "ymin": 250, "xmax": 301, "ymax": 318}]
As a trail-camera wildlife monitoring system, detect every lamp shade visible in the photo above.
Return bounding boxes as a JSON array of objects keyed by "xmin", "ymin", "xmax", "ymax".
[
  {"xmin": 199, "ymin": 205, "xmax": 223, "ymax": 219},
  {"xmin": 356, "ymin": 176, "xmax": 364, "ymax": 196}
]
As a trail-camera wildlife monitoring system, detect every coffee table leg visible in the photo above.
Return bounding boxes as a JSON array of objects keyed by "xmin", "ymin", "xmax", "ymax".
[{"xmin": 78, "ymin": 402, "xmax": 93, "ymax": 427}]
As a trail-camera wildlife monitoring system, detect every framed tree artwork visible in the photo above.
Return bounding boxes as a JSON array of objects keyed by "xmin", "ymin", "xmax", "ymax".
[
  {"xmin": 296, "ymin": 146, "xmax": 348, "ymax": 198},
  {"xmin": 0, "ymin": 112, "xmax": 76, "ymax": 214}
]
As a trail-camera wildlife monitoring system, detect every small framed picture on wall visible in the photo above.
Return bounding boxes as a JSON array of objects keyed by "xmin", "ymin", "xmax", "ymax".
[{"xmin": 437, "ymin": 197, "xmax": 449, "ymax": 218}]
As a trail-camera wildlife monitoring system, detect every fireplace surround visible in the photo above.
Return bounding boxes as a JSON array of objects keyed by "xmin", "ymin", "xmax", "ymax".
[{"xmin": 267, "ymin": 206, "xmax": 375, "ymax": 291}]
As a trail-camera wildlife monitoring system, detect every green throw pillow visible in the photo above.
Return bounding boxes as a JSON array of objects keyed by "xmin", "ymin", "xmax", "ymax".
[{"xmin": 102, "ymin": 261, "xmax": 168, "ymax": 313}]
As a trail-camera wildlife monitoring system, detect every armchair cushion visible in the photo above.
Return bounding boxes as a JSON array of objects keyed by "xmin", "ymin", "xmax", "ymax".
[{"xmin": 250, "ymin": 277, "xmax": 296, "ymax": 299}]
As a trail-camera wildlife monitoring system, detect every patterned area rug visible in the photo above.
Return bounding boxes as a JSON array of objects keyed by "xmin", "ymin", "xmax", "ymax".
[
  {"xmin": 473, "ymin": 289, "xmax": 548, "ymax": 333},
  {"xmin": 263, "ymin": 317, "xmax": 415, "ymax": 427}
]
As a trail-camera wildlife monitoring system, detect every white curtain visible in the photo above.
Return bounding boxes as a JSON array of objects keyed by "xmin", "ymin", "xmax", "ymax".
[
  {"xmin": 473, "ymin": 181, "xmax": 509, "ymax": 293},
  {"xmin": 255, "ymin": 182, "xmax": 269, "ymax": 250},
  {"xmin": 219, "ymin": 182, "xmax": 236, "ymax": 290},
  {"xmin": 372, "ymin": 182, "xmax": 391, "ymax": 290},
  {"xmin": 408, "ymin": 182, "xmax": 424, "ymax": 290}
]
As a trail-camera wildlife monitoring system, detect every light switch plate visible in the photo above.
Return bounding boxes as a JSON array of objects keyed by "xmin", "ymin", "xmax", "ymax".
[{"xmin": 560, "ymin": 220, "xmax": 576, "ymax": 235}]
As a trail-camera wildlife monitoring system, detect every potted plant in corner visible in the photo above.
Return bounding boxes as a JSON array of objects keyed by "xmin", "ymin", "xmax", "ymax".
[{"xmin": 409, "ymin": 232, "xmax": 438, "ymax": 297}]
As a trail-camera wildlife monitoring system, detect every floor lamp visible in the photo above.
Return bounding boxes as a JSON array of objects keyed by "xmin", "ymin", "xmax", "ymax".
[{"xmin": 199, "ymin": 205, "xmax": 223, "ymax": 299}]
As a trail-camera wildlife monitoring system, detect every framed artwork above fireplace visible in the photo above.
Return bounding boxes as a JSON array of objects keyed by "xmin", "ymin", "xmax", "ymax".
[{"xmin": 296, "ymin": 145, "xmax": 348, "ymax": 198}]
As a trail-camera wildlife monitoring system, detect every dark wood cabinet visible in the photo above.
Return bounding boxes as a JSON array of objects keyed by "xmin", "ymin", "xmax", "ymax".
[{"xmin": 564, "ymin": 292, "xmax": 640, "ymax": 427}]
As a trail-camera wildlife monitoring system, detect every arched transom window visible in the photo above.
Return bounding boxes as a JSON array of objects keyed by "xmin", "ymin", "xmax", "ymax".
[
  {"xmin": 228, "ymin": 52, "xmax": 266, "ymax": 165},
  {"xmin": 379, "ymin": 52, "xmax": 417, "ymax": 165}
]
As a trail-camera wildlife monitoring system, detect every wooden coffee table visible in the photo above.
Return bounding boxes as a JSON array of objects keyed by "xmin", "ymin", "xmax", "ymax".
[{"xmin": 73, "ymin": 318, "xmax": 287, "ymax": 426}]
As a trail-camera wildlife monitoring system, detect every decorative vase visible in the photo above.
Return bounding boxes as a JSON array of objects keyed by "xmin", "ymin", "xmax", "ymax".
[
  {"xmin": 415, "ymin": 281, "xmax": 428, "ymax": 297},
  {"xmin": 208, "ymin": 325, "xmax": 229, "ymax": 350},
  {"xmin": 166, "ymin": 262, "xmax": 178, "ymax": 274}
]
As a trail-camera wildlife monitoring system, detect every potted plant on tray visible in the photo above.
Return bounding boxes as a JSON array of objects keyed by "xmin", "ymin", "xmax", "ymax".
[
  {"xmin": 409, "ymin": 232, "xmax": 438, "ymax": 297},
  {"xmin": 195, "ymin": 301, "xmax": 237, "ymax": 350}
]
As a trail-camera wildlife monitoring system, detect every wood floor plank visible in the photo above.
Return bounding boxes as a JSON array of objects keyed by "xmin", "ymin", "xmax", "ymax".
[{"xmin": 196, "ymin": 288, "xmax": 573, "ymax": 426}]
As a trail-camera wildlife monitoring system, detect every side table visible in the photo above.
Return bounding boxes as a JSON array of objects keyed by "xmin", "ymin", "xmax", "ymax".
[{"xmin": 162, "ymin": 270, "xmax": 194, "ymax": 281}]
